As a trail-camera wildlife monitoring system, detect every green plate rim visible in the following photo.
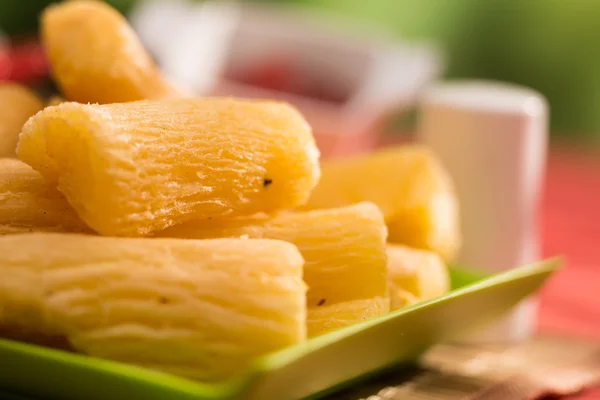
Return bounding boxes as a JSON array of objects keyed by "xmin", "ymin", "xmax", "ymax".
[
  {"xmin": 0, "ymin": 257, "xmax": 561, "ymax": 399},
  {"xmin": 255, "ymin": 257, "xmax": 560, "ymax": 372}
]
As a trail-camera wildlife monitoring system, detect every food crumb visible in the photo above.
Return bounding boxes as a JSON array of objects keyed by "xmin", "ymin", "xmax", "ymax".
[{"xmin": 317, "ymin": 298, "xmax": 326, "ymax": 306}]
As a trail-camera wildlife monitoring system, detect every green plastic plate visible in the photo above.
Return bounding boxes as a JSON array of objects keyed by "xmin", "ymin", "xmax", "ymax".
[{"xmin": 0, "ymin": 258, "xmax": 559, "ymax": 400}]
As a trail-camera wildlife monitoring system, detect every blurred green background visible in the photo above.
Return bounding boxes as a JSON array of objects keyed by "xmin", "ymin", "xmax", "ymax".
[{"xmin": 2, "ymin": 0, "xmax": 599, "ymax": 141}]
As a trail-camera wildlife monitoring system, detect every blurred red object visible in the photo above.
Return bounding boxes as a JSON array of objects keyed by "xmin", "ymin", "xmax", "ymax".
[
  {"xmin": 227, "ymin": 55, "xmax": 350, "ymax": 104},
  {"xmin": 0, "ymin": 39, "xmax": 48, "ymax": 84}
]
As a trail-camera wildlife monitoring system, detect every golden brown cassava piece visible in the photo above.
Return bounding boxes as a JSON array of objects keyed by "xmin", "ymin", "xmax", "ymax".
[
  {"xmin": 0, "ymin": 83, "xmax": 43, "ymax": 157},
  {"xmin": 0, "ymin": 233, "xmax": 306, "ymax": 382},
  {"xmin": 42, "ymin": 0, "xmax": 179, "ymax": 103},
  {"xmin": 17, "ymin": 99, "xmax": 320, "ymax": 237},
  {"xmin": 387, "ymin": 244, "xmax": 450, "ymax": 310},
  {"xmin": 305, "ymin": 145, "xmax": 461, "ymax": 261},
  {"xmin": 307, "ymin": 297, "xmax": 389, "ymax": 338},
  {"xmin": 157, "ymin": 202, "xmax": 389, "ymax": 336},
  {"xmin": 0, "ymin": 158, "xmax": 89, "ymax": 235}
]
